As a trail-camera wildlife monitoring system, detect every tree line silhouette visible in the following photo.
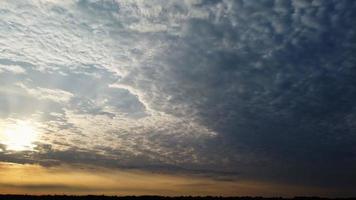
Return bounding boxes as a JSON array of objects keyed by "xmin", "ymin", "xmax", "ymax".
[{"xmin": 0, "ymin": 195, "xmax": 354, "ymax": 200}]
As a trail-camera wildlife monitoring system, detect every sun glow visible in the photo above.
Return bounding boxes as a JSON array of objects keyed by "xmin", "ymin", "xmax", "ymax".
[{"xmin": 0, "ymin": 121, "xmax": 38, "ymax": 151}]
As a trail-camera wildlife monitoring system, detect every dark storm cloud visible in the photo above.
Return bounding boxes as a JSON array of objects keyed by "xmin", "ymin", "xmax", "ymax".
[
  {"xmin": 111, "ymin": 0, "xmax": 356, "ymax": 187},
  {"xmin": 195, "ymin": 0, "xmax": 356, "ymax": 186}
]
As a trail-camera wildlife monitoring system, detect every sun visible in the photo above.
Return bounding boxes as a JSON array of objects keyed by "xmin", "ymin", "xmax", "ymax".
[{"xmin": 0, "ymin": 121, "xmax": 38, "ymax": 151}]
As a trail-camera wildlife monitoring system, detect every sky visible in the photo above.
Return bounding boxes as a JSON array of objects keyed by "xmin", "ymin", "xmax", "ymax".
[{"xmin": 0, "ymin": 0, "xmax": 356, "ymax": 197}]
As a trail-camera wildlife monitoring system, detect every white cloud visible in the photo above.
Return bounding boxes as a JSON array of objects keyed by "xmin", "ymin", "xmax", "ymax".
[
  {"xmin": 0, "ymin": 64, "xmax": 26, "ymax": 74},
  {"xmin": 17, "ymin": 83, "xmax": 73, "ymax": 103}
]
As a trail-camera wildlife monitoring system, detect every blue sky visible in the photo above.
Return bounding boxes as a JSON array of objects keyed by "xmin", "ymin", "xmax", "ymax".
[{"xmin": 0, "ymin": 0, "xmax": 356, "ymax": 196}]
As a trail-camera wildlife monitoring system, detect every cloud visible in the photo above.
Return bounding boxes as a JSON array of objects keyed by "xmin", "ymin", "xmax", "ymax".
[
  {"xmin": 17, "ymin": 83, "xmax": 74, "ymax": 103},
  {"xmin": 0, "ymin": 183, "xmax": 92, "ymax": 192},
  {"xmin": 95, "ymin": 0, "xmax": 356, "ymax": 187},
  {"xmin": 0, "ymin": 64, "xmax": 26, "ymax": 74},
  {"xmin": 0, "ymin": 0, "xmax": 355, "ymax": 192}
]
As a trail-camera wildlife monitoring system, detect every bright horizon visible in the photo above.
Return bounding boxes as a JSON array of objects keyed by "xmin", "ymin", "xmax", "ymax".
[{"xmin": 0, "ymin": 162, "xmax": 346, "ymax": 197}]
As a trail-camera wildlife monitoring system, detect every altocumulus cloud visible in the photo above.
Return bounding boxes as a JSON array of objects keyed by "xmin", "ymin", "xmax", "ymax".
[{"xmin": 0, "ymin": 0, "xmax": 356, "ymax": 192}]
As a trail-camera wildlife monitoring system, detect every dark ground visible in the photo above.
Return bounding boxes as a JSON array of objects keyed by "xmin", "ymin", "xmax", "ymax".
[{"xmin": 0, "ymin": 196, "xmax": 355, "ymax": 200}]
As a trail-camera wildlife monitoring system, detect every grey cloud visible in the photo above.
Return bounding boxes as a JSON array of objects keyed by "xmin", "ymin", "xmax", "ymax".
[
  {"xmin": 102, "ymin": 0, "xmax": 356, "ymax": 187},
  {"xmin": 0, "ymin": 144, "xmax": 5, "ymax": 151},
  {"xmin": 0, "ymin": 143, "xmax": 239, "ymax": 182},
  {"xmin": 0, "ymin": 183, "xmax": 102, "ymax": 192}
]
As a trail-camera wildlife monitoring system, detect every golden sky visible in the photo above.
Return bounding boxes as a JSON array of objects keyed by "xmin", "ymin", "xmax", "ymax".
[{"xmin": 0, "ymin": 162, "xmax": 348, "ymax": 197}]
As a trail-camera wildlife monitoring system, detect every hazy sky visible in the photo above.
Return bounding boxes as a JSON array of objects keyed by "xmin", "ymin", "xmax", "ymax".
[{"xmin": 0, "ymin": 0, "xmax": 356, "ymax": 197}]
